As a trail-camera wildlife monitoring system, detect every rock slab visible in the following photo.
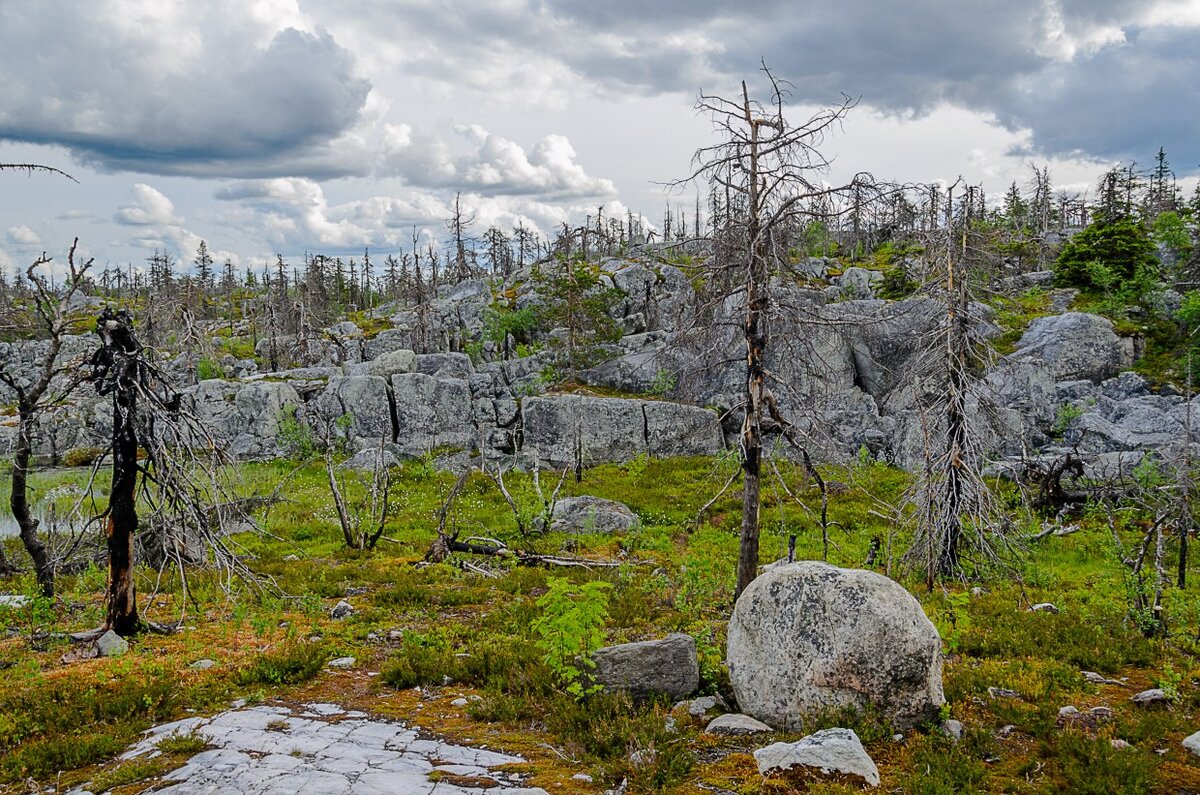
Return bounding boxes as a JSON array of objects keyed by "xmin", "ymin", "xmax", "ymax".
[
  {"xmin": 591, "ymin": 633, "xmax": 699, "ymax": 700},
  {"xmin": 727, "ymin": 561, "xmax": 944, "ymax": 730},
  {"xmin": 753, "ymin": 728, "xmax": 880, "ymax": 787}
]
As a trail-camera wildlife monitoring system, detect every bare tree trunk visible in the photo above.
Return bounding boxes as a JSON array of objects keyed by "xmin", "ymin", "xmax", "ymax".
[
  {"xmin": 937, "ymin": 225, "xmax": 969, "ymax": 578},
  {"xmin": 11, "ymin": 407, "xmax": 54, "ymax": 596},
  {"xmin": 735, "ymin": 82, "xmax": 766, "ymax": 602}
]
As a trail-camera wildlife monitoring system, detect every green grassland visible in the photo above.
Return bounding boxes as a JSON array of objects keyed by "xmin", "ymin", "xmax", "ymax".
[{"xmin": 0, "ymin": 453, "xmax": 1198, "ymax": 794}]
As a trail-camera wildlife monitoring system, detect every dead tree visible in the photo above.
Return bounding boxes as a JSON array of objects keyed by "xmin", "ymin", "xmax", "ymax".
[
  {"xmin": 903, "ymin": 182, "xmax": 1021, "ymax": 585},
  {"xmin": 677, "ymin": 64, "xmax": 873, "ymax": 599},
  {"xmin": 0, "ymin": 241, "xmax": 94, "ymax": 593},
  {"xmin": 90, "ymin": 309, "xmax": 144, "ymax": 633}
]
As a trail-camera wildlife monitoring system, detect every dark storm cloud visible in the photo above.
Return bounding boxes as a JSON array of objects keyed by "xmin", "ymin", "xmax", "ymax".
[
  {"xmin": 0, "ymin": 5, "xmax": 371, "ymax": 177},
  {"xmin": 384, "ymin": 0, "xmax": 1196, "ymax": 168}
]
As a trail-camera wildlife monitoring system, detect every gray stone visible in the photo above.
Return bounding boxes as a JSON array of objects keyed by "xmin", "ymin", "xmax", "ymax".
[
  {"xmin": 551, "ymin": 496, "xmax": 640, "ymax": 534},
  {"xmin": 340, "ymin": 448, "xmax": 400, "ymax": 472},
  {"xmin": 1131, "ymin": 688, "xmax": 1168, "ymax": 706},
  {"xmin": 727, "ymin": 562, "xmax": 943, "ymax": 731},
  {"xmin": 330, "ymin": 601, "xmax": 354, "ymax": 620},
  {"xmin": 1183, "ymin": 730, "xmax": 1200, "ymax": 758},
  {"xmin": 310, "ymin": 375, "xmax": 393, "ymax": 451},
  {"xmin": 0, "ymin": 595, "xmax": 30, "ymax": 608},
  {"xmin": 685, "ymin": 694, "xmax": 727, "ymax": 718},
  {"xmin": 190, "ymin": 659, "xmax": 216, "ymax": 670},
  {"xmin": 988, "ymin": 687, "xmax": 1021, "ymax": 700},
  {"xmin": 391, "ymin": 373, "xmax": 475, "ymax": 458},
  {"xmin": 97, "ymin": 630, "xmax": 129, "ymax": 658},
  {"xmin": 753, "ymin": 728, "xmax": 880, "ymax": 787},
  {"xmin": 1030, "ymin": 602, "xmax": 1060, "ymax": 614},
  {"xmin": 358, "ymin": 348, "xmax": 416, "ymax": 379},
  {"xmin": 705, "ymin": 713, "xmax": 773, "ymax": 736},
  {"xmin": 521, "ymin": 395, "xmax": 646, "ymax": 467},
  {"xmin": 415, "ymin": 353, "xmax": 473, "ymax": 381},
  {"xmin": 939, "ymin": 720, "xmax": 963, "ymax": 741},
  {"xmin": 592, "ymin": 633, "xmax": 699, "ymax": 700},
  {"xmin": 1012, "ymin": 312, "xmax": 1132, "ymax": 383},
  {"xmin": 328, "ymin": 657, "xmax": 356, "ymax": 669},
  {"xmin": 643, "ymin": 401, "xmax": 724, "ymax": 458},
  {"xmin": 1111, "ymin": 738, "xmax": 1132, "ymax": 749}
]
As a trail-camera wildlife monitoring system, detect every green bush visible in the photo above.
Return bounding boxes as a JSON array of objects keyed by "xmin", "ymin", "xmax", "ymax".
[
  {"xmin": 196, "ymin": 357, "xmax": 223, "ymax": 381},
  {"xmin": 235, "ymin": 642, "xmax": 328, "ymax": 686},
  {"xmin": 532, "ymin": 577, "xmax": 612, "ymax": 697},
  {"xmin": 1053, "ymin": 217, "xmax": 1158, "ymax": 297}
]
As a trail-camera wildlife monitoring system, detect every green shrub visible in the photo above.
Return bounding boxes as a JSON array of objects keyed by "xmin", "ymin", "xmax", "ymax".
[
  {"xmin": 235, "ymin": 642, "xmax": 328, "ymax": 686},
  {"xmin": 380, "ymin": 631, "xmax": 456, "ymax": 689},
  {"xmin": 62, "ymin": 446, "xmax": 104, "ymax": 467},
  {"xmin": 196, "ymin": 357, "xmax": 223, "ymax": 381},
  {"xmin": 532, "ymin": 577, "xmax": 612, "ymax": 697},
  {"xmin": 1054, "ymin": 217, "xmax": 1157, "ymax": 298}
]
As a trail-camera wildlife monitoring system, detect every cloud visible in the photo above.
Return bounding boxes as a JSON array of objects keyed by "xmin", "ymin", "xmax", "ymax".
[
  {"xmin": 312, "ymin": 0, "xmax": 1200, "ymax": 170},
  {"xmin": 214, "ymin": 176, "xmax": 624, "ymax": 255},
  {"xmin": 378, "ymin": 124, "xmax": 618, "ymax": 198},
  {"xmin": 6, "ymin": 225, "xmax": 40, "ymax": 245},
  {"xmin": 0, "ymin": 1, "xmax": 371, "ymax": 177},
  {"xmin": 114, "ymin": 184, "xmax": 181, "ymax": 226}
]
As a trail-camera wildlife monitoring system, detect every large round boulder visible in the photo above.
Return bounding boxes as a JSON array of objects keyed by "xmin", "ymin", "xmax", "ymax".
[{"xmin": 727, "ymin": 561, "xmax": 944, "ymax": 730}]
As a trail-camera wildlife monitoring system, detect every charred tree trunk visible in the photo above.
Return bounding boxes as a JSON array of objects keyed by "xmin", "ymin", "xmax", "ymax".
[
  {"xmin": 92, "ymin": 309, "xmax": 143, "ymax": 635},
  {"xmin": 11, "ymin": 405, "xmax": 55, "ymax": 596}
]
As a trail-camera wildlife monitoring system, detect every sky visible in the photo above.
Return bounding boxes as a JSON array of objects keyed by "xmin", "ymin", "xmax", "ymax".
[{"xmin": 1, "ymin": 0, "xmax": 1198, "ymax": 277}]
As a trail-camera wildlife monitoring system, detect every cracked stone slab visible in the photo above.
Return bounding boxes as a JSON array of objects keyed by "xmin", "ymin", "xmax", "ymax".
[{"xmin": 71, "ymin": 703, "xmax": 549, "ymax": 795}]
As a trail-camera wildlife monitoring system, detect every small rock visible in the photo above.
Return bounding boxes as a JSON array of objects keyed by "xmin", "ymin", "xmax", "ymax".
[
  {"xmin": 629, "ymin": 748, "xmax": 656, "ymax": 768},
  {"xmin": 1131, "ymin": 688, "xmax": 1168, "ymax": 707},
  {"xmin": 753, "ymin": 728, "xmax": 880, "ymax": 787},
  {"xmin": 1030, "ymin": 603, "xmax": 1060, "ymax": 614},
  {"xmin": 1058, "ymin": 705, "xmax": 1080, "ymax": 718},
  {"xmin": 96, "ymin": 630, "xmax": 129, "ymax": 658},
  {"xmin": 988, "ymin": 687, "xmax": 1020, "ymax": 700},
  {"xmin": 190, "ymin": 659, "xmax": 216, "ymax": 670},
  {"xmin": 345, "ymin": 586, "xmax": 368, "ymax": 596},
  {"xmin": 327, "ymin": 656, "xmax": 356, "ymax": 669},
  {"xmin": 1081, "ymin": 670, "xmax": 1124, "ymax": 686},
  {"xmin": 367, "ymin": 632, "xmax": 379, "ymax": 641},
  {"xmin": 664, "ymin": 716, "xmax": 677, "ymax": 732},
  {"xmin": 686, "ymin": 694, "xmax": 727, "ymax": 718},
  {"xmin": 969, "ymin": 587, "xmax": 987, "ymax": 598},
  {"xmin": 0, "ymin": 595, "xmax": 31, "ymax": 608},
  {"xmin": 1111, "ymin": 739, "xmax": 1131, "ymax": 749},
  {"xmin": 451, "ymin": 698, "xmax": 469, "ymax": 707},
  {"xmin": 230, "ymin": 698, "xmax": 247, "ymax": 708},
  {"xmin": 388, "ymin": 630, "xmax": 404, "ymax": 640},
  {"xmin": 1089, "ymin": 706, "xmax": 1113, "ymax": 720},
  {"xmin": 330, "ymin": 600, "xmax": 354, "ymax": 620},
  {"xmin": 704, "ymin": 713, "xmax": 773, "ymax": 736},
  {"xmin": 892, "ymin": 733, "xmax": 904, "ymax": 742},
  {"xmin": 940, "ymin": 720, "xmax": 963, "ymax": 741},
  {"xmin": 572, "ymin": 773, "xmax": 593, "ymax": 783},
  {"xmin": 1182, "ymin": 730, "xmax": 1200, "ymax": 758},
  {"xmin": 997, "ymin": 725, "xmax": 1016, "ymax": 738}
]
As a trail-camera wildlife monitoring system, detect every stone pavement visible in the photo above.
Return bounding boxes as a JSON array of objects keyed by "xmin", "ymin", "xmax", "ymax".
[{"xmin": 70, "ymin": 702, "xmax": 550, "ymax": 794}]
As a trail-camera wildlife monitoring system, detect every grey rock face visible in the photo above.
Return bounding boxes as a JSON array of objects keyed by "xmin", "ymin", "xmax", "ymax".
[
  {"xmin": 416, "ymin": 352, "xmax": 474, "ymax": 381},
  {"xmin": 1012, "ymin": 312, "xmax": 1132, "ymax": 383},
  {"xmin": 191, "ymin": 379, "xmax": 302, "ymax": 459},
  {"xmin": 727, "ymin": 562, "xmax": 944, "ymax": 731},
  {"xmin": 705, "ymin": 713, "xmax": 773, "ymax": 736},
  {"xmin": 753, "ymin": 728, "xmax": 880, "ymax": 787},
  {"xmin": 521, "ymin": 395, "xmax": 646, "ymax": 467},
  {"xmin": 97, "ymin": 630, "xmax": 129, "ymax": 658},
  {"xmin": 345, "ymin": 348, "xmax": 416, "ymax": 379},
  {"xmin": 644, "ymin": 402, "xmax": 723, "ymax": 457},
  {"xmin": 391, "ymin": 373, "xmax": 475, "ymax": 457},
  {"xmin": 551, "ymin": 496, "xmax": 639, "ymax": 534},
  {"xmin": 591, "ymin": 633, "xmax": 699, "ymax": 700},
  {"xmin": 1183, "ymin": 730, "xmax": 1200, "ymax": 758},
  {"xmin": 329, "ymin": 601, "xmax": 354, "ymax": 620},
  {"xmin": 1131, "ymin": 688, "xmax": 1168, "ymax": 706},
  {"xmin": 310, "ymin": 376, "xmax": 393, "ymax": 451}
]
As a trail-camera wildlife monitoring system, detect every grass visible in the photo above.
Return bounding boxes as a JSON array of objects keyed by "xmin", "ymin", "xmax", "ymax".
[{"xmin": 0, "ymin": 453, "xmax": 1198, "ymax": 793}]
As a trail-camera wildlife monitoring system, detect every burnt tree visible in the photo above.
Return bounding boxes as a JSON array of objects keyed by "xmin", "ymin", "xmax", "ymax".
[{"xmin": 90, "ymin": 308, "xmax": 145, "ymax": 634}]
